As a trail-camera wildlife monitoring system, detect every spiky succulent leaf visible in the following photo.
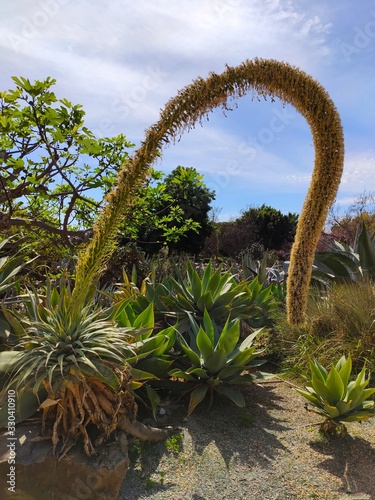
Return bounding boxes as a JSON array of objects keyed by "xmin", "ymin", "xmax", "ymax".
[
  {"xmin": 336, "ymin": 355, "xmax": 352, "ymax": 389},
  {"xmin": 216, "ymin": 385, "xmax": 245, "ymax": 407},
  {"xmin": 297, "ymin": 356, "xmax": 375, "ymax": 426},
  {"xmin": 177, "ymin": 334, "xmax": 201, "ymax": 367},
  {"xmin": 309, "ymin": 359, "xmax": 328, "ymax": 383},
  {"xmin": 325, "ymin": 366, "xmax": 345, "ymax": 403},
  {"xmin": 217, "ymin": 365, "xmax": 246, "ymax": 380},
  {"xmin": 295, "ymin": 388, "xmax": 321, "ymax": 407},
  {"xmin": 186, "ymin": 367, "xmax": 209, "ymax": 379},
  {"xmin": 217, "ymin": 318, "xmax": 240, "ymax": 355},
  {"xmin": 0, "ymin": 386, "xmax": 47, "ymax": 427},
  {"xmin": 187, "ymin": 384, "xmax": 209, "ymax": 417},
  {"xmin": 196, "ymin": 326, "xmax": 213, "ymax": 364},
  {"xmin": 323, "ymin": 402, "xmax": 340, "ymax": 418},
  {"xmin": 205, "ymin": 346, "xmax": 227, "ymax": 374},
  {"xmin": 202, "ymin": 308, "xmax": 215, "ymax": 345},
  {"xmin": 145, "ymin": 384, "xmax": 161, "ymax": 421}
]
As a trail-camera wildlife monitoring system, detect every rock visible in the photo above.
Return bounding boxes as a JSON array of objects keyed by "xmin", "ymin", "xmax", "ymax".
[{"xmin": 0, "ymin": 424, "xmax": 130, "ymax": 500}]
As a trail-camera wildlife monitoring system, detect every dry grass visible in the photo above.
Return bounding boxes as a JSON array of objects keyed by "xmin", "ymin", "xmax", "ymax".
[{"xmin": 268, "ymin": 280, "xmax": 375, "ymax": 377}]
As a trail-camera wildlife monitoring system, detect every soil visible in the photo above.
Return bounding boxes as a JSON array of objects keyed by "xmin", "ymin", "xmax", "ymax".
[{"xmin": 118, "ymin": 379, "xmax": 375, "ymax": 500}]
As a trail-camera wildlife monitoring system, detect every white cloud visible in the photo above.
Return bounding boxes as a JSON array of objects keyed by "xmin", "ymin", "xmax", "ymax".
[
  {"xmin": 339, "ymin": 152, "xmax": 375, "ymax": 192},
  {"xmin": 0, "ymin": 0, "xmax": 372, "ymax": 218}
]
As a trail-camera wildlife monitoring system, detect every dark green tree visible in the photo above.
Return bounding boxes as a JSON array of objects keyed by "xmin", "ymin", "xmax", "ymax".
[
  {"xmin": 208, "ymin": 204, "xmax": 298, "ymax": 258},
  {"xmin": 127, "ymin": 166, "xmax": 215, "ymax": 255},
  {"xmin": 240, "ymin": 204, "xmax": 298, "ymax": 250}
]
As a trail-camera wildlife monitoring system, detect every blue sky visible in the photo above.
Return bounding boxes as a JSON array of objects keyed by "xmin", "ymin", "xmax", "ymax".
[{"xmin": 1, "ymin": 0, "xmax": 374, "ymax": 221}]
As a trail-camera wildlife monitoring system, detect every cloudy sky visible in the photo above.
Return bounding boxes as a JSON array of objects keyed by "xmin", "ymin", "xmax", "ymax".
[{"xmin": 1, "ymin": 0, "xmax": 374, "ymax": 220}]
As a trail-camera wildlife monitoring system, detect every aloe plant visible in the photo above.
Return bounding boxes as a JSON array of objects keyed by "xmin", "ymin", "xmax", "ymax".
[
  {"xmin": 169, "ymin": 309, "xmax": 268, "ymax": 416},
  {"xmin": 0, "ymin": 277, "xmax": 172, "ymax": 456},
  {"xmin": 296, "ymin": 355, "xmax": 375, "ymax": 437}
]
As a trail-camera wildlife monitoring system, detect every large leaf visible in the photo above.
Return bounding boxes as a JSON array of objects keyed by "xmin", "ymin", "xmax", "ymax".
[
  {"xmin": 295, "ymin": 388, "xmax": 322, "ymax": 408},
  {"xmin": 343, "ymin": 409, "xmax": 375, "ymax": 422},
  {"xmin": 0, "ymin": 386, "xmax": 47, "ymax": 427},
  {"xmin": 217, "ymin": 318, "xmax": 240, "ymax": 355},
  {"xmin": 135, "ymin": 358, "xmax": 172, "ymax": 379},
  {"xmin": 0, "ymin": 351, "xmax": 23, "ymax": 372},
  {"xmin": 187, "ymin": 384, "xmax": 209, "ymax": 417},
  {"xmin": 309, "ymin": 359, "xmax": 328, "ymax": 384},
  {"xmin": 216, "ymin": 385, "xmax": 245, "ymax": 407},
  {"xmin": 310, "ymin": 376, "xmax": 332, "ymax": 403},
  {"xmin": 196, "ymin": 326, "xmax": 213, "ymax": 364},
  {"xmin": 178, "ymin": 335, "xmax": 201, "ymax": 367},
  {"xmin": 202, "ymin": 308, "xmax": 215, "ymax": 345},
  {"xmin": 186, "ymin": 367, "xmax": 209, "ymax": 379},
  {"xmin": 131, "ymin": 367, "xmax": 159, "ymax": 381},
  {"xmin": 133, "ymin": 302, "xmax": 155, "ymax": 335},
  {"xmin": 227, "ymin": 346, "xmax": 257, "ymax": 366},
  {"xmin": 323, "ymin": 401, "xmax": 340, "ymax": 419},
  {"xmin": 205, "ymin": 346, "xmax": 227, "ymax": 374},
  {"xmin": 357, "ymin": 222, "xmax": 375, "ymax": 279},
  {"xmin": 238, "ymin": 328, "xmax": 263, "ymax": 351},
  {"xmin": 336, "ymin": 355, "xmax": 352, "ymax": 389},
  {"xmin": 217, "ymin": 364, "xmax": 246, "ymax": 380},
  {"xmin": 189, "ymin": 264, "xmax": 202, "ymax": 302},
  {"xmin": 197, "ymin": 291, "xmax": 213, "ymax": 312},
  {"xmin": 325, "ymin": 366, "xmax": 345, "ymax": 403},
  {"xmin": 145, "ymin": 384, "xmax": 161, "ymax": 421}
]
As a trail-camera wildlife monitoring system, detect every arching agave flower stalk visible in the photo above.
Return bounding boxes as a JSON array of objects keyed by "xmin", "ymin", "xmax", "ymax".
[{"xmin": 73, "ymin": 58, "xmax": 344, "ymax": 325}]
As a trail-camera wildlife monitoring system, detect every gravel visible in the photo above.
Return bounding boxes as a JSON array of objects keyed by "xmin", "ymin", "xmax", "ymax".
[{"xmin": 119, "ymin": 380, "xmax": 375, "ymax": 500}]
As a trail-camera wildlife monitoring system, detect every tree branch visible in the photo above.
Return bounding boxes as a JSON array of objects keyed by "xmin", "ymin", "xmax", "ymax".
[{"xmin": 0, "ymin": 212, "xmax": 92, "ymax": 240}]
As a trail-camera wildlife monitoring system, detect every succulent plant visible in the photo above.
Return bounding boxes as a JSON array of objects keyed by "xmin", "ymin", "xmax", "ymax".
[
  {"xmin": 313, "ymin": 222, "xmax": 375, "ymax": 284},
  {"xmin": 0, "ymin": 277, "xmax": 171, "ymax": 456},
  {"xmin": 169, "ymin": 309, "xmax": 267, "ymax": 416},
  {"xmin": 296, "ymin": 354, "xmax": 375, "ymax": 437}
]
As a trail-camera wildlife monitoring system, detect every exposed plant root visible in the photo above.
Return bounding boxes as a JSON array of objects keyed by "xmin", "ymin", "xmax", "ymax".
[
  {"xmin": 117, "ymin": 418, "xmax": 171, "ymax": 442},
  {"xmin": 39, "ymin": 363, "xmax": 169, "ymax": 458},
  {"xmin": 319, "ymin": 419, "xmax": 347, "ymax": 439}
]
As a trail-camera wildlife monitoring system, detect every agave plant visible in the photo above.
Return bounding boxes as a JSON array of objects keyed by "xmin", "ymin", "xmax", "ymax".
[
  {"xmin": 143, "ymin": 260, "xmax": 276, "ymax": 329},
  {"xmin": 0, "ymin": 237, "xmax": 37, "ymax": 347},
  {"xmin": 169, "ymin": 309, "xmax": 268, "ymax": 417},
  {"xmin": 108, "ymin": 298, "xmax": 176, "ymax": 418},
  {"xmin": 313, "ymin": 222, "xmax": 375, "ymax": 284},
  {"xmin": 0, "ymin": 277, "xmax": 171, "ymax": 457},
  {"xmin": 296, "ymin": 355, "xmax": 375, "ymax": 437}
]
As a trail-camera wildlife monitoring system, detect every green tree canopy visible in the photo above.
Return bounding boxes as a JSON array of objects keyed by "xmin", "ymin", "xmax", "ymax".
[
  {"xmin": 240, "ymin": 204, "xmax": 298, "ymax": 250},
  {"xmin": 123, "ymin": 166, "xmax": 215, "ymax": 255},
  {"xmin": 0, "ymin": 77, "xmax": 207, "ymax": 265},
  {"xmin": 208, "ymin": 204, "xmax": 298, "ymax": 258},
  {"xmin": 0, "ymin": 76, "xmax": 133, "ymax": 256}
]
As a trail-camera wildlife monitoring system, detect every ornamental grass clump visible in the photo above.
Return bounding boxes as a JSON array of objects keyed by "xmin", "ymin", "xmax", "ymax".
[{"xmin": 296, "ymin": 354, "xmax": 375, "ymax": 438}]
